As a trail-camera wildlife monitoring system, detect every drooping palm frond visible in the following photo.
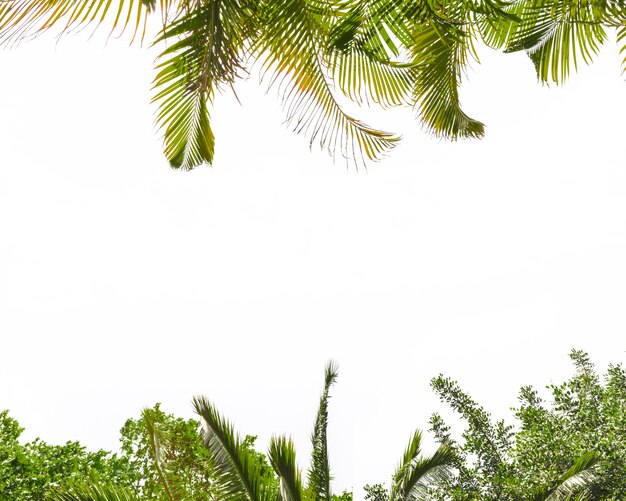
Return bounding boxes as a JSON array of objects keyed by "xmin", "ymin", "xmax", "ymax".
[
  {"xmin": 329, "ymin": 0, "xmax": 498, "ymax": 139},
  {"xmin": 389, "ymin": 430, "xmax": 455, "ymax": 501},
  {"xmin": 307, "ymin": 361, "xmax": 338, "ymax": 501},
  {"xmin": 530, "ymin": 452, "xmax": 598, "ymax": 501},
  {"xmin": 409, "ymin": 20, "xmax": 485, "ymax": 140},
  {"xmin": 618, "ymin": 24, "xmax": 626, "ymax": 73},
  {"xmin": 193, "ymin": 396, "xmax": 272, "ymax": 501},
  {"xmin": 268, "ymin": 436, "xmax": 304, "ymax": 501},
  {"xmin": 0, "ymin": 0, "xmax": 152, "ymax": 46},
  {"xmin": 328, "ymin": 42, "xmax": 416, "ymax": 108},
  {"xmin": 504, "ymin": 0, "xmax": 607, "ymax": 84},
  {"xmin": 47, "ymin": 483, "xmax": 140, "ymax": 501},
  {"xmin": 151, "ymin": 0, "xmax": 255, "ymax": 169},
  {"xmin": 326, "ymin": 0, "xmax": 416, "ymax": 108},
  {"xmin": 255, "ymin": 0, "xmax": 399, "ymax": 166}
]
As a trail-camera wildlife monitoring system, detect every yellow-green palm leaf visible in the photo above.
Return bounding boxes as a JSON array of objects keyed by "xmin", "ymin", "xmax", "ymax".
[
  {"xmin": 504, "ymin": 0, "xmax": 607, "ymax": 84},
  {"xmin": 0, "ymin": 0, "xmax": 150, "ymax": 45},
  {"xmin": 256, "ymin": 0, "xmax": 399, "ymax": 165},
  {"xmin": 152, "ymin": 0, "xmax": 254, "ymax": 169}
]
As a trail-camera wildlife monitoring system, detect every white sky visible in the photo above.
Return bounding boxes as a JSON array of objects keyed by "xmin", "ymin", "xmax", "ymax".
[{"xmin": 1, "ymin": 25, "xmax": 626, "ymax": 499}]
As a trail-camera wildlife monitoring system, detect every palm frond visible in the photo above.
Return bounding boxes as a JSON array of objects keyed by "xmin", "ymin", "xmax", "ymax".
[
  {"xmin": 390, "ymin": 430, "xmax": 455, "ymax": 501},
  {"xmin": 255, "ymin": 0, "xmax": 399, "ymax": 166},
  {"xmin": 617, "ymin": 24, "xmax": 626, "ymax": 74},
  {"xmin": 532, "ymin": 452, "xmax": 598, "ymax": 501},
  {"xmin": 268, "ymin": 435, "xmax": 304, "ymax": 501},
  {"xmin": 329, "ymin": 47, "xmax": 415, "ymax": 108},
  {"xmin": 504, "ymin": 0, "xmax": 607, "ymax": 84},
  {"xmin": 326, "ymin": 0, "xmax": 415, "ymax": 108},
  {"xmin": 0, "ymin": 0, "xmax": 150, "ymax": 46},
  {"xmin": 410, "ymin": 21, "xmax": 485, "ymax": 139},
  {"xmin": 193, "ymin": 396, "xmax": 272, "ymax": 501},
  {"xmin": 152, "ymin": 0, "xmax": 254, "ymax": 169},
  {"xmin": 307, "ymin": 361, "xmax": 339, "ymax": 501},
  {"xmin": 47, "ymin": 484, "xmax": 140, "ymax": 501}
]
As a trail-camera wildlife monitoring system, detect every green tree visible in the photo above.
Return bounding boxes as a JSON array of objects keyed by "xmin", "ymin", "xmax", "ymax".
[
  {"xmin": 118, "ymin": 403, "xmax": 216, "ymax": 500},
  {"xmin": 50, "ymin": 362, "xmax": 453, "ymax": 501},
  {"xmin": 426, "ymin": 349, "xmax": 624, "ymax": 500},
  {"xmin": 2, "ymin": 0, "xmax": 624, "ymax": 170},
  {"xmin": 0, "ymin": 405, "xmax": 271, "ymax": 500},
  {"xmin": 0, "ymin": 410, "xmax": 134, "ymax": 500}
]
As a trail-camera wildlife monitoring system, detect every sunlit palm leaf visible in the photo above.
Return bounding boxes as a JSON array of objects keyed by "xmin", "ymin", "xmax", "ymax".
[
  {"xmin": 505, "ymin": 0, "xmax": 607, "ymax": 84},
  {"xmin": 152, "ymin": 0, "xmax": 254, "ymax": 169},
  {"xmin": 616, "ymin": 24, "xmax": 626, "ymax": 73},
  {"xmin": 307, "ymin": 361, "xmax": 338, "ymax": 501},
  {"xmin": 410, "ymin": 21, "xmax": 485, "ymax": 139},
  {"xmin": 329, "ymin": 0, "xmax": 491, "ymax": 138},
  {"xmin": 193, "ymin": 396, "xmax": 272, "ymax": 501},
  {"xmin": 48, "ymin": 484, "xmax": 140, "ymax": 501},
  {"xmin": 329, "ymin": 47, "xmax": 415, "ymax": 108},
  {"xmin": 327, "ymin": 0, "xmax": 415, "ymax": 108},
  {"xmin": 256, "ymin": 0, "xmax": 399, "ymax": 166},
  {"xmin": 389, "ymin": 430, "xmax": 455, "ymax": 501},
  {"xmin": 268, "ymin": 436, "xmax": 304, "ymax": 501},
  {"xmin": 0, "ymin": 0, "xmax": 149, "ymax": 46}
]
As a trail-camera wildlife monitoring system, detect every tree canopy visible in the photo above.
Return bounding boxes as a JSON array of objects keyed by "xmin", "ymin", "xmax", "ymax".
[
  {"xmin": 425, "ymin": 349, "xmax": 626, "ymax": 500},
  {"xmin": 1, "ymin": 0, "xmax": 624, "ymax": 169},
  {"xmin": 2, "ymin": 351, "xmax": 624, "ymax": 499}
]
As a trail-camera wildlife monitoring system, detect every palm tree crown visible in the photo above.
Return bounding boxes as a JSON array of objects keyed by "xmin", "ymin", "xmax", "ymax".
[{"xmin": 2, "ymin": 0, "xmax": 624, "ymax": 169}]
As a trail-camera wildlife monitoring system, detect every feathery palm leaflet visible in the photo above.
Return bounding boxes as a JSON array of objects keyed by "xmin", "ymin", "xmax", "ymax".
[
  {"xmin": 307, "ymin": 361, "xmax": 338, "ymax": 501},
  {"xmin": 193, "ymin": 395, "xmax": 275, "ymax": 501},
  {"xmin": 254, "ymin": 0, "xmax": 399, "ymax": 166},
  {"xmin": 389, "ymin": 430, "xmax": 455, "ymax": 501}
]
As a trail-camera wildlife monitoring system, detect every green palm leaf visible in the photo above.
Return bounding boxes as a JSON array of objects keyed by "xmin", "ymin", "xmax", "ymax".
[
  {"xmin": 329, "ymin": 0, "xmax": 490, "ymax": 139},
  {"xmin": 531, "ymin": 451, "xmax": 598, "ymax": 501},
  {"xmin": 0, "ymin": 0, "xmax": 149, "ymax": 46},
  {"xmin": 193, "ymin": 396, "xmax": 272, "ymax": 501},
  {"xmin": 329, "ymin": 47, "xmax": 415, "ymax": 108},
  {"xmin": 255, "ymin": 0, "xmax": 399, "ymax": 166},
  {"xmin": 152, "ymin": 0, "xmax": 254, "ymax": 169},
  {"xmin": 47, "ymin": 484, "xmax": 140, "ymax": 501},
  {"xmin": 616, "ymin": 23, "xmax": 626, "ymax": 74},
  {"xmin": 268, "ymin": 436, "xmax": 304, "ymax": 501},
  {"xmin": 326, "ymin": 0, "xmax": 415, "ymax": 108},
  {"xmin": 307, "ymin": 361, "xmax": 338, "ymax": 501},
  {"xmin": 389, "ymin": 430, "xmax": 455, "ymax": 501},
  {"xmin": 410, "ymin": 21, "xmax": 485, "ymax": 139},
  {"xmin": 504, "ymin": 0, "xmax": 607, "ymax": 84}
]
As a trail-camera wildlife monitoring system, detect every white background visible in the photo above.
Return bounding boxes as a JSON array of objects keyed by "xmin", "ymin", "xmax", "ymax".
[{"xmin": 1, "ymin": 25, "xmax": 625, "ymax": 498}]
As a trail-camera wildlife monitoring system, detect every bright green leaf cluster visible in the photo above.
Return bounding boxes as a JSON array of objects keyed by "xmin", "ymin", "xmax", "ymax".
[{"xmin": 426, "ymin": 349, "xmax": 626, "ymax": 500}]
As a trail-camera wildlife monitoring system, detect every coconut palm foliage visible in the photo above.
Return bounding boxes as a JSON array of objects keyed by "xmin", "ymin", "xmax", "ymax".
[
  {"xmin": 48, "ymin": 362, "xmax": 454, "ymax": 501},
  {"xmin": 192, "ymin": 361, "xmax": 454, "ymax": 501},
  {"xmin": 2, "ymin": 0, "xmax": 625, "ymax": 168},
  {"xmin": 388, "ymin": 431, "xmax": 455, "ymax": 501}
]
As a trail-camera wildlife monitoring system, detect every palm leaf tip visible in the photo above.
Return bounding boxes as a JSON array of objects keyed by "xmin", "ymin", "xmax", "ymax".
[
  {"xmin": 307, "ymin": 360, "xmax": 340, "ymax": 500},
  {"xmin": 324, "ymin": 360, "xmax": 339, "ymax": 387},
  {"xmin": 152, "ymin": 0, "xmax": 255, "ymax": 169},
  {"xmin": 256, "ymin": 0, "xmax": 400, "ymax": 166},
  {"xmin": 0, "ymin": 0, "xmax": 149, "ymax": 46},
  {"xmin": 269, "ymin": 436, "xmax": 303, "ymax": 501},
  {"xmin": 391, "ymin": 432, "xmax": 455, "ymax": 501},
  {"xmin": 193, "ymin": 396, "xmax": 270, "ymax": 501}
]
